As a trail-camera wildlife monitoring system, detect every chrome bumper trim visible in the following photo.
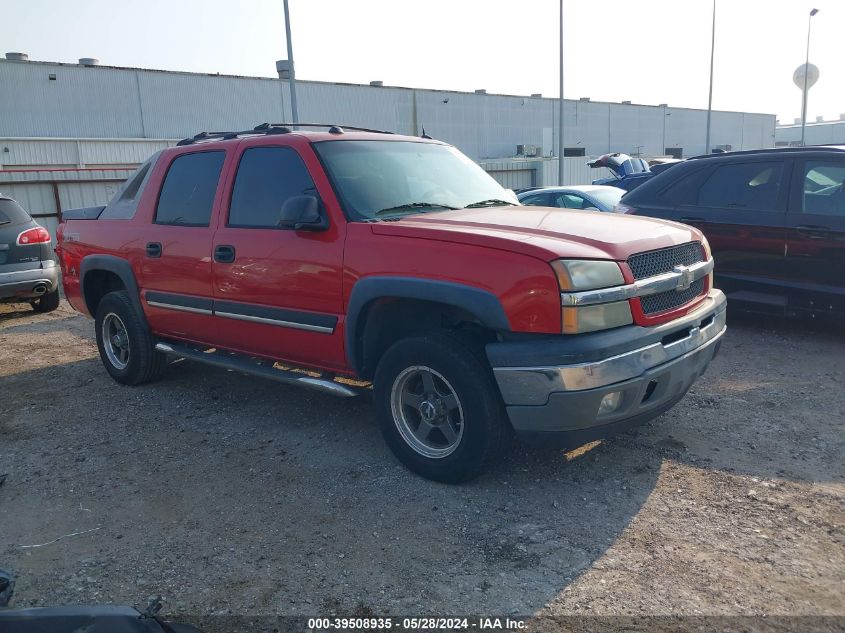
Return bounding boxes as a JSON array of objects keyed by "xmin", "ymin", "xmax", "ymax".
[
  {"xmin": 560, "ymin": 258, "xmax": 713, "ymax": 306},
  {"xmin": 494, "ymin": 292, "xmax": 726, "ymax": 405}
]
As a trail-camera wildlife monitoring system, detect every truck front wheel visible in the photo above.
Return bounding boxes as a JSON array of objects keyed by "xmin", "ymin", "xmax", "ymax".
[{"xmin": 373, "ymin": 332, "xmax": 512, "ymax": 483}]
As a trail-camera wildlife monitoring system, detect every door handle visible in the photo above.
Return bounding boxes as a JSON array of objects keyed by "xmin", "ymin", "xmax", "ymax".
[
  {"xmin": 145, "ymin": 242, "xmax": 162, "ymax": 258},
  {"xmin": 214, "ymin": 244, "xmax": 236, "ymax": 263},
  {"xmin": 795, "ymin": 225, "xmax": 829, "ymax": 240},
  {"xmin": 679, "ymin": 217, "xmax": 707, "ymax": 224}
]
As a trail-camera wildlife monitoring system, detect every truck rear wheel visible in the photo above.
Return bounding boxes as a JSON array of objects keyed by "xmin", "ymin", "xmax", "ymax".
[
  {"xmin": 94, "ymin": 290, "xmax": 166, "ymax": 386},
  {"xmin": 373, "ymin": 332, "xmax": 511, "ymax": 483}
]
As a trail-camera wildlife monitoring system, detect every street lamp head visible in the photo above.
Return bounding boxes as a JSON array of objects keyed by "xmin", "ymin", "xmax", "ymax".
[{"xmin": 810, "ymin": 8, "xmax": 819, "ymax": 16}]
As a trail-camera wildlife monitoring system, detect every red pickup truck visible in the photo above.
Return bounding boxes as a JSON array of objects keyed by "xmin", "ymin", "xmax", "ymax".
[{"xmin": 56, "ymin": 124, "xmax": 726, "ymax": 482}]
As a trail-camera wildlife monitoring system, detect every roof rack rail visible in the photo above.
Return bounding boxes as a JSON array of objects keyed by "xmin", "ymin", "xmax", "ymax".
[
  {"xmin": 688, "ymin": 145, "xmax": 845, "ymax": 160},
  {"xmin": 175, "ymin": 123, "xmax": 394, "ymax": 146},
  {"xmin": 258, "ymin": 123, "xmax": 394, "ymax": 134}
]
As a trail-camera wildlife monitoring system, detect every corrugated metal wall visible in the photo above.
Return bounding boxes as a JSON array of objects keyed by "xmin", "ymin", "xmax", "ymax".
[
  {"xmin": 481, "ymin": 158, "xmax": 610, "ymax": 188},
  {"xmin": 0, "ymin": 138, "xmax": 175, "ymax": 169},
  {"xmin": 0, "ymin": 168, "xmax": 135, "ymax": 245},
  {"xmin": 0, "ymin": 59, "xmax": 777, "ymax": 160}
]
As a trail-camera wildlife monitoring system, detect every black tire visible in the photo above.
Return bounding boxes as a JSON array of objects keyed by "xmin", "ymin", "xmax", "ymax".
[
  {"xmin": 373, "ymin": 331, "xmax": 512, "ymax": 483},
  {"xmin": 94, "ymin": 290, "xmax": 166, "ymax": 385},
  {"xmin": 31, "ymin": 288, "xmax": 60, "ymax": 313}
]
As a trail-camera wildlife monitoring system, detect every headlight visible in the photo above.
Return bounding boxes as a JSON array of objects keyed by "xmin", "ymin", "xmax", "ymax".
[
  {"xmin": 550, "ymin": 260, "xmax": 625, "ymax": 291},
  {"xmin": 551, "ymin": 259, "xmax": 632, "ymax": 334},
  {"xmin": 562, "ymin": 301, "xmax": 633, "ymax": 334}
]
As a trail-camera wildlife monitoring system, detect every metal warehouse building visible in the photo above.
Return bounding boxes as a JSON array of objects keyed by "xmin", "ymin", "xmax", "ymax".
[
  {"xmin": 1, "ymin": 54, "xmax": 776, "ymax": 237},
  {"xmin": 776, "ymin": 116, "xmax": 845, "ymax": 146}
]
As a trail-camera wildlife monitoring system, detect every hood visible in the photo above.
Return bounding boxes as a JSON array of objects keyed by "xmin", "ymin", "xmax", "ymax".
[{"xmin": 369, "ymin": 206, "xmax": 703, "ymax": 262}]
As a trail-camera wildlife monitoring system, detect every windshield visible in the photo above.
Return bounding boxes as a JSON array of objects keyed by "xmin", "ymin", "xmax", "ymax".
[
  {"xmin": 314, "ymin": 140, "xmax": 518, "ymax": 220},
  {"xmin": 588, "ymin": 188, "xmax": 624, "ymax": 210}
]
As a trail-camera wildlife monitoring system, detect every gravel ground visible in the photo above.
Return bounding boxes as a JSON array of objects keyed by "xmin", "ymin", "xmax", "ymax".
[{"xmin": 0, "ymin": 300, "xmax": 843, "ymax": 625}]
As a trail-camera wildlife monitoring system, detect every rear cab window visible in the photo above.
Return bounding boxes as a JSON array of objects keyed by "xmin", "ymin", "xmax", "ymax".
[
  {"xmin": 100, "ymin": 152, "xmax": 161, "ymax": 220},
  {"xmin": 155, "ymin": 151, "xmax": 226, "ymax": 227}
]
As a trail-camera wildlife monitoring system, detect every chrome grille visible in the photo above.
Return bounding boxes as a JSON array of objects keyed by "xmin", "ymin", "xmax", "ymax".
[
  {"xmin": 627, "ymin": 242, "xmax": 705, "ymax": 280},
  {"xmin": 641, "ymin": 278, "xmax": 706, "ymax": 315}
]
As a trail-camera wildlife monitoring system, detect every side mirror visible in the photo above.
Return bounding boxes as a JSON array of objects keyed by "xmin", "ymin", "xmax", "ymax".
[{"xmin": 278, "ymin": 195, "xmax": 328, "ymax": 231}]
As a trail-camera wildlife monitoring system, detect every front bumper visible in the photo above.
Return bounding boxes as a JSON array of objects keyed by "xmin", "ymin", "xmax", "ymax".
[
  {"xmin": 0, "ymin": 261, "xmax": 59, "ymax": 300},
  {"xmin": 488, "ymin": 289, "xmax": 726, "ymax": 446}
]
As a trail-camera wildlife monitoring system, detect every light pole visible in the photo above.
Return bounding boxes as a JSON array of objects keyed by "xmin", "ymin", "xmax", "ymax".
[
  {"xmin": 801, "ymin": 8, "xmax": 820, "ymax": 146},
  {"xmin": 558, "ymin": 0, "xmax": 565, "ymax": 185},
  {"xmin": 704, "ymin": 0, "xmax": 715, "ymax": 154},
  {"xmin": 283, "ymin": 0, "xmax": 299, "ymax": 124}
]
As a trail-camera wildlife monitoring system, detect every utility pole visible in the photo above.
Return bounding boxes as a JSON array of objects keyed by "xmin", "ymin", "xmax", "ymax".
[
  {"xmin": 801, "ymin": 9, "xmax": 820, "ymax": 146},
  {"xmin": 705, "ymin": 0, "xmax": 715, "ymax": 154},
  {"xmin": 558, "ymin": 0, "xmax": 565, "ymax": 185},
  {"xmin": 283, "ymin": 0, "xmax": 299, "ymax": 124}
]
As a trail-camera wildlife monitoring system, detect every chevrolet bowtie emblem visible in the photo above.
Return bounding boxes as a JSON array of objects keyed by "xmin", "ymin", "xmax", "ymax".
[{"xmin": 673, "ymin": 265, "xmax": 695, "ymax": 291}]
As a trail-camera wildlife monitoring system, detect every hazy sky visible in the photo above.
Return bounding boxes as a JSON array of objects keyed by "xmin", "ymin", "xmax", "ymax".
[{"xmin": 2, "ymin": 0, "xmax": 842, "ymax": 123}]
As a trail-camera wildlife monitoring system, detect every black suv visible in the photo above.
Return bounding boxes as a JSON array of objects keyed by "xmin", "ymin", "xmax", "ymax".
[
  {"xmin": 0, "ymin": 195, "xmax": 60, "ymax": 313},
  {"xmin": 618, "ymin": 146, "xmax": 845, "ymax": 318}
]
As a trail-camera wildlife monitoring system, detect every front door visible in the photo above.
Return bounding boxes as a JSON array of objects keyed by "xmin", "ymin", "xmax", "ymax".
[
  {"xmin": 784, "ymin": 157, "xmax": 845, "ymax": 313},
  {"xmin": 139, "ymin": 149, "xmax": 227, "ymax": 345},
  {"xmin": 211, "ymin": 142, "xmax": 347, "ymax": 372}
]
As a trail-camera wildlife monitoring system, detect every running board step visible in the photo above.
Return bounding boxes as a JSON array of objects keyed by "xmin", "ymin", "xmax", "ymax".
[{"xmin": 155, "ymin": 342, "xmax": 361, "ymax": 398}]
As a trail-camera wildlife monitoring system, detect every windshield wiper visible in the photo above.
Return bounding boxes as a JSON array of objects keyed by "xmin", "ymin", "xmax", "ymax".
[
  {"xmin": 464, "ymin": 199, "xmax": 513, "ymax": 208},
  {"xmin": 373, "ymin": 202, "xmax": 459, "ymax": 216}
]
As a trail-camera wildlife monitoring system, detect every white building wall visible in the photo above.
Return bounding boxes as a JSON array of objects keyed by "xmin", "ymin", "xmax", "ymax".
[
  {"xmin": 0, "ymin": 59, "xmax": 776, "ymax": 161},
  {"xmin": 775, "ymin": 120, "xmax": 845, "ymax": 146}
]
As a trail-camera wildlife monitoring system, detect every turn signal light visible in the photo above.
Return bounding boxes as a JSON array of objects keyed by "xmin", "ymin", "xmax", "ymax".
[{"xmin": 16, "ymin": 226, "xmax": 51, "ymax": 245}]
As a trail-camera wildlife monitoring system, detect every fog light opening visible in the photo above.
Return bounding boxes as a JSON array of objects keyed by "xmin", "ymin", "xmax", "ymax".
[
  {"xmin": 642, "ymin": 380, "xmax": 659, "ymax": 403},
  {"xmin": 598, "ymin": 391, "xmax": 623, "ymax": 415}
]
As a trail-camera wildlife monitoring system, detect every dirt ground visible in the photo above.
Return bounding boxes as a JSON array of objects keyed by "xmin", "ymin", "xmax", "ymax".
[{"xmin": 0, "ymin": 300, "xmax": 843, "ymax": 625}]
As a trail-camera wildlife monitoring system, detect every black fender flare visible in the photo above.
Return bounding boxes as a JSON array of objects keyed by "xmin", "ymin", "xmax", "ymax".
[
  {"xmin": 79, "ymin": 255, "xmax": 145, "ymax": 322},
  {"xmin": 345, "ymin": 276, "xmax": 511, "ymax": 374}
]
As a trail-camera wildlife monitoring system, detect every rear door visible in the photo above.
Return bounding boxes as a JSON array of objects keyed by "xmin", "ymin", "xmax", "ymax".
[
  {"xmin": 657, "ymin": 159, "xmax": 789, "ymax": 303},
  {"xmin": 784, "ymin": 157, "xmax": 845, "ymax": 313},
  {"xmin": 211, "ymin": 140, "xmax": 347, "ymax": 372},
  {"xmin": 139, "ymin": 149, "xmax": 227, "ymax": 345}
]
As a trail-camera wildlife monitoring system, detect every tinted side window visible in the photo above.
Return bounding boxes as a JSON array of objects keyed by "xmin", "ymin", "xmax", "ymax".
[
  {"xmin": 554, "ymin": 193, "xmax": 586, "ymax": 209},
  {"xmin": 520, "ymin": 194, "xmax": 551, "ymax": 206},
  {"xmin": 229, "ymin": 147, "xmax": 317, "ymax": 228},
  {"xmin": 802, "ymin": 161, "xmax": 845, "ymax": 216},
  {"xmin": 155, "ymin": 151, "xmax": 225, "ymax": 226},
  {"xmin": 697, "ymin": 161, "xmax": 782, "ymax": 211},
  {"xmin": 0, "ymin": 199, "xmax": 31, "ymax": 225},
  {"xmin": 655, "ymin": 167, "xmax": 712, "ymax": 205}
]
